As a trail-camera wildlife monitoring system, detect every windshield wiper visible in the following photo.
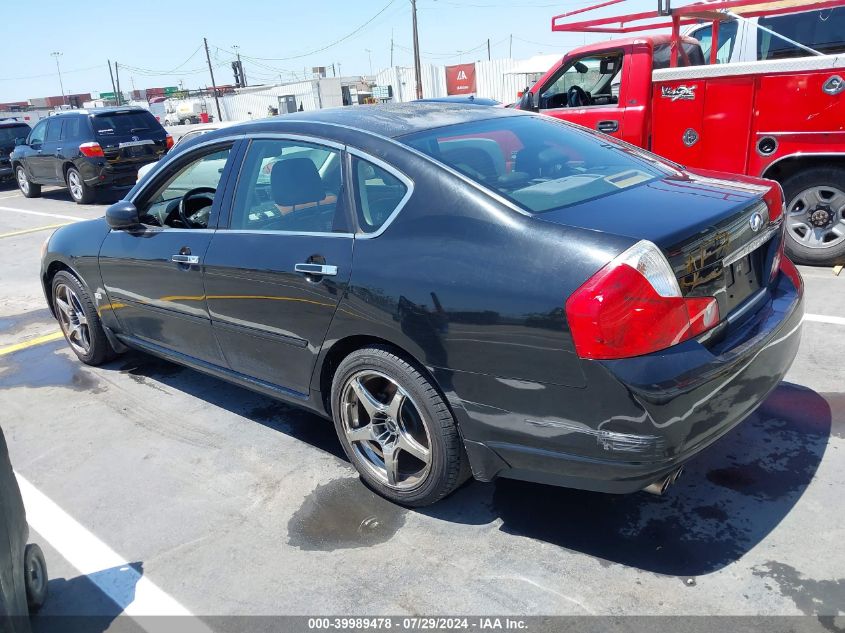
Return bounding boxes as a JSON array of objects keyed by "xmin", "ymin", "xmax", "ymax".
[{"xmin": 130, "ymin": 127, "xmax": 149, "ymax": 133}]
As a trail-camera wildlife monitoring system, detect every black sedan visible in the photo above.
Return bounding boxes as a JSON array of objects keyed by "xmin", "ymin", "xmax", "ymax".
[{"xmin": 40, "ymin": 104, "xmax": 803, "ymax": 506}]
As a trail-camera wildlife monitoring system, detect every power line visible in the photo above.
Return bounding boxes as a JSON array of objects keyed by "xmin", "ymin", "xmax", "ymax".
[{"xmin": 0, "ymin": 64, "xmax": 102, "ymax": 82}]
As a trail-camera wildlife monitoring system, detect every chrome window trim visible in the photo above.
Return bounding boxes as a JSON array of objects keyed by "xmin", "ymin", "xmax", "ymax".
[
  {"xmin": 219, "ymin": 229, "xmax": 354, "ymax": 238},
  {"xmin": 108, "ymin": 227, "xmax": 217, "ymax": 234},
  {"xmin": 347, "ymin": 146, "xmax": 415, "ymax": 239}
]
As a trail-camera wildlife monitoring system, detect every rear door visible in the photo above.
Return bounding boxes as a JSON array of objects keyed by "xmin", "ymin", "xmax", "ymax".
[
  {"xmin": 203, "ymin": 136, "xmax": 354, "ymax": 396},
  {"xmin": 25, "ymin": 119, "xmax": 51, "ymax": 181}
]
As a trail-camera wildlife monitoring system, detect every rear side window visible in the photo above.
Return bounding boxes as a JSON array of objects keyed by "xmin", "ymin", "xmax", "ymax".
[
  {"xmin": 45, "ymin": 119, "xmax": 62, "ymax": 142},
  {"xmin": 92, "ymin": 111, "xmax": 161, "ymax": 136},
  {"xmin": 758, "ymin": 8, "xmax": 845, "ymax": 59},
  {"xmin": 228, "ymin": 139, "xmax": 345, "ymax": 233},
  {"xmin": 62, "ymin": 116, "xmax": 83, "ymax": 140},
  {"xmin": 352, "ymin": 157, "xmax": 409, "ymax": 234}
]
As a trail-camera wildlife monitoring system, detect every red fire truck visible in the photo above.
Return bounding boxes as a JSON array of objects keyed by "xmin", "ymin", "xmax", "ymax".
[{"xmin": 517, "ymin": 0, "xmax": 845, "ymax": 265}]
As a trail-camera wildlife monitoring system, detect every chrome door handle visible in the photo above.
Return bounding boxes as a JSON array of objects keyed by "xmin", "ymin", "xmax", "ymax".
[
  {"xmin": 597, "ymin": 120, "xmax": 619, "ymax": 133},
  {"xmin": 171, "ymin": 254, "xmax": 199, "ymax": 264},
  {"xmin": 295, "ymin": 263, "xmax": 337, "ymax": 276}
]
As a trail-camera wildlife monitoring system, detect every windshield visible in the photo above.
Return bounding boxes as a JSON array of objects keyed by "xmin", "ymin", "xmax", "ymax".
[
  {"xmin": 92, "ymin": 111, "xmax": 160, "ymax": 136},
  {"xmin": 0, "ymin": 125, "xmax": 29, "ymax": 143},
  {"xmin": 401, "ymin": 115, "xmax": 673, "ymax": 214}
]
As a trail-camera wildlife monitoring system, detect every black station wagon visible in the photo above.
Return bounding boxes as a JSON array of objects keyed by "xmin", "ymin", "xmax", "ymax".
[{"xmin": 40, "ymin": 104, "xmax": 803, "ymax": 506}]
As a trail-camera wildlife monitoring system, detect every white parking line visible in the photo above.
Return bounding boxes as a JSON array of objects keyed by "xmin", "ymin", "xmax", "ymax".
[
  {"xmin": 15, "ymin": 473, "xmax": 212, "ymax": 631},
  {"xmin": 0, "ymin": 206, "xmax": 84, "ymax": 222},
  {"xmin": 805, "ymin": 313, "xmax": 845, "ymax": 326}
]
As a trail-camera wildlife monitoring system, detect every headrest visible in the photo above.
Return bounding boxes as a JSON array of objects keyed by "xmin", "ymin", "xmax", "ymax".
[{"xmin": 270, "ymin": 158, "xmax": 325, "ymax": 206}]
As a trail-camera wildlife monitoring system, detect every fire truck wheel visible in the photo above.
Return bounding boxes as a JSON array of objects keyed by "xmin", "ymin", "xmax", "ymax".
[{"xmin": 782, "ymin": 167, "xmax": 845, "ymax": 266}]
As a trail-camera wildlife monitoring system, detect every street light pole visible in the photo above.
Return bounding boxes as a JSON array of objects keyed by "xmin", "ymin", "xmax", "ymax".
[
  {"xmin": 365, "ymin": 48, "xmax": 373, "ymax": 75},
  {"xmin": 51, "ymin": 52, "xmax": 66, "ymax": 106}
]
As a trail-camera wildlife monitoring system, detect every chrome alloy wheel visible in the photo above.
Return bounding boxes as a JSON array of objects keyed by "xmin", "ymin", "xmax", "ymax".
[
  {"xmin": 340, "ymin": 370, "xmax": 432, "ymax": 490},
  {"xmin": 16, "ymin": 167, "xmax": 29, "ymax": 195},
  {"xmin": 67, "ymin": 170, "xmax": 83, "ymax": 201},
  {"xmin": 54, "ymin": 283, "xmax": 91, "ymax": 355},
  {"xmin": 786, "ymin": 184, "xmax": 845, "ymax": 249}
]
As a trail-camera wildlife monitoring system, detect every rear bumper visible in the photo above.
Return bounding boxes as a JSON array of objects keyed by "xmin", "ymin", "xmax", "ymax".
[
  {"xmin": 453, "ymin": 269, "xmax": 804, "ymax": 493},
  {"xmin": 77, "ymin": 158, "xmax": 154, "ymax": 188}
]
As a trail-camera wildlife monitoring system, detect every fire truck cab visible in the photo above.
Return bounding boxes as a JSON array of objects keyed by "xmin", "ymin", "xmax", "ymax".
[{"xmin": 518, "ymin": 0, "xmax": 845, "ymax": 266}]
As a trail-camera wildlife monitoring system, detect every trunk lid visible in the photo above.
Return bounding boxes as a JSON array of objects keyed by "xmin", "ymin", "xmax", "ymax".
[
  {"xmin": 90, "ymin": 110, "xmax": 167, "ymax": 167},
  {"xmin": 537, "ymin": 171, "xmax": 780, "ymax": 318}
]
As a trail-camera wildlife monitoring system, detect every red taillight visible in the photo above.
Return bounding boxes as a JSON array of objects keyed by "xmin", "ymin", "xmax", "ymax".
[
  {"xmin": 763, "ymin": 181, "xmax": 784, "ymax": 223},
  {"xmin": 79, "ymin": 142, "xmax": 104, "ymax": 157},
  {"xmin": 165, "ymin": 134, "xmax": 174, "ymax": 150},
  {"xmin": 566, "ymin": 241, "xmax": 720, "ymax": 360}
]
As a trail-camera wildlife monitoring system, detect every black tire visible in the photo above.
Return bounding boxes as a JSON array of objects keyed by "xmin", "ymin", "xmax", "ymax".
[
  {"xmin": 51, "ymin": 270, "xmax": 118, "ymax": 366},
  {"xmin": 23, "ymin": 543, "xmax": 48, "ymax": 613},
  {"xmin": 15, "ymin": 165, "xmax": 41, "ymax": 198},
  {"xmin": 66, "ymin": 167, "xmax": 96, "ymax": 205},
  {"xmin": 781, "ymin": 167, "xmax": 845, "ymax": 266},
  {"xmin": 331, "ymin": 345, "xmax": 469, "ymax": 507}
]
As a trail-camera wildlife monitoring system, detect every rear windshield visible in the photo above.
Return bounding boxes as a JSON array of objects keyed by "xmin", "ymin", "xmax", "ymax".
[
  {"xmin": 401, "ymin": 115, "xmax": 673, "ymax": 214},
  {"xmin": 91, "ymin": 111, "xmax": 161, "ymax": 136},
  {"xmin": 0, "ymin": 125, "xmax": 29, "ymax": 143}
]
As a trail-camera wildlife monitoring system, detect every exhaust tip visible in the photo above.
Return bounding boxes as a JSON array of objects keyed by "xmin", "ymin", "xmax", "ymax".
[{"xmin": 643, "ymin": 467, "xmax": 684, "ymax": 496}]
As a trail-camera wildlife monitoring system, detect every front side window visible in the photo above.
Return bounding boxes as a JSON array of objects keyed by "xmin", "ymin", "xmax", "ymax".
[
  {"xmin": 539, "ymin": 53, "xmax": 624, "ymax": 109},
  {"xmin": 352, "ymin": 157, "xmax": 408, "ymax": 234},
  {"xmin": 228, "ymin": 139, "xmax": 344, "ymax": 233},
  {"xmin": 28, "ymin": 120, "xmax": 47, "ymax": 146},
  {"xmin": 402, "ymin": 115, "xmax": 672, "ymax": 214},
  {"xmin": 138, "ymin": 145, "xmax": 232, "ymax": 229}
]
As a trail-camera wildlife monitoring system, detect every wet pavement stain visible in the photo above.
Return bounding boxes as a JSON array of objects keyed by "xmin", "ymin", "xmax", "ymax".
[
  {"xmin": 0, "ymin": 342, "xmax": 103, "ymax": 392},
  {"xmin": 119, "ymin": 356, "xmax": 185, "ymax": 393},
  {"xmin": 0, "ymin": 309, "xmax": 54, "ymax": 335},
  {"xmin": 287, "ymin": 477, "xmax": 406, "ymax": 551},
  {"xmin": 752, "ymin": 561, "xmax": 845, "ymax": 617}
]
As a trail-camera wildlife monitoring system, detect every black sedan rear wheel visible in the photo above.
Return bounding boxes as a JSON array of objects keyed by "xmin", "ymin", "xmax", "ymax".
[
  {"xmin": 331, "ymin": 346, "xmax": 468, "ymax": 506},
  {"xmin": 23, "ymin": 543, "xmax": 47, "ymax": 612},
  {"xmin": 52, "ymin": 271, "xmax": 117, "ymax": 365}
]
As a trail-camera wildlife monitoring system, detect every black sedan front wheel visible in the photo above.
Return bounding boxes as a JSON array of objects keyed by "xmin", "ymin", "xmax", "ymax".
[
  {"xmin": 52, "ymin": 271, "xmax": 117, "ymax": 365},
  {"xmin": 331, "ymin": 346, "xmax": 468, "ymax": 506},
  {"xmin": 23, "ymin": 543, "xmax": 48, "ymax": 612}
]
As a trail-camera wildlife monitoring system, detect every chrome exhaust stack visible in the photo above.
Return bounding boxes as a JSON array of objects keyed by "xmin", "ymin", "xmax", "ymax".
[{"xmin": 643, "ymin": 467, "xmax": 684, "ymax": 495}]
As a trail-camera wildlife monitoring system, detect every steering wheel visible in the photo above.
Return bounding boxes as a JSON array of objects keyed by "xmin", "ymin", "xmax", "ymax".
[
  {"xmin": 178, "ymin": 187, "xmax": 216, "ymax": 228},
  {"xmin": 567, "ymin": 85, "xmax": 591, "ymax": 107}
]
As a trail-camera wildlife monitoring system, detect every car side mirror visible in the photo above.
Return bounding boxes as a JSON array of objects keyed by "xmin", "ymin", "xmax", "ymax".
[
  {"xmin": 14, "ymin": 137, "xmax": 26, "ymax": 146},
  {"xmin": 519, "ymin": 89, "xmax": 536, "ymax": 112},
  {"xmin": 106, "ymin": 200, "xmax": 141, "ymax": 230}
]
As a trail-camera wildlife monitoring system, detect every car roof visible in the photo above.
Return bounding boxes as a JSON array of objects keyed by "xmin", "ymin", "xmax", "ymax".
[
  {"xmin": 416, "ymin": 96, "xmax": 501, "ymax": 105},
  {"xmin": 50, "ymin": 106, "xmax": 148, "ymax": 117},
  {"xmin": 0, "ymin": 120, "xmax": 29, "ymax": 127},
  {"xmin": 221, "ymin": 102, "xmax": 529, "ymax": 139}
]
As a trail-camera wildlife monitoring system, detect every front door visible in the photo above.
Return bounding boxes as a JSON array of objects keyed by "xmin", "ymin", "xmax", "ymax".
[
  {"xmin": 99, "ymin": 142, "xmax": 236, "ymax": 365},
  {"xmin": 536, "ymin": 50, "xmax": 628, "ymax": 140},
  {"xmin": 204, "ymin": 137, "xmax": 354, "ymax": 396},
  {"xmin": 24, "ymin": 119, "xmax": 50, "ymax": 181}
]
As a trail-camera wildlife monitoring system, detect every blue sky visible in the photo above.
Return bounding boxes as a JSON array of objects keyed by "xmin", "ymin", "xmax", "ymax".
[{"xmin": 0, "ymin": 0, "xmax": 673, "ymax": 102}]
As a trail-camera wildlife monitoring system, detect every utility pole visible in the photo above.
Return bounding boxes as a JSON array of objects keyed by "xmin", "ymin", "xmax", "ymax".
[
  {"xmin": 411, "ymin": 0, "xmax": 423, "ymax": 99},
  {"xmin": 115, "ymin": 62, "xmax": 122, "ymax": 105},
  {"xmin": 487, "ymin": 38, "xmax": 491, "ymax": 61},
  {"xmin": 365, "ymin": 48, "xmax": 373, "ymax": 75},
  {"xmin": 204, "ymin": 37, "xmax": 223, "ymax": 122},
  {"xmin": 107, "ymin": 59, "xmax": 118, "ymax": 103},
  {"xmin": 51, "ymin": 52, "xmax": 66, "ymax": 105},
  {"xmin": 509, "ymin": 34, "xmax": 513, "ymax": 58},
  {"xmin": 390, "ymin": 28, "xmax": 394, "ymax": 67},
  {"xmin": 331, "ymin": 63, "xmax": 336, "ymax": 77}
]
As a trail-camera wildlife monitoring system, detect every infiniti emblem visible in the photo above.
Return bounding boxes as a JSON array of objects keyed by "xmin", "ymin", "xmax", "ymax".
[
  {"xmin": 749, "ymin": 212, "xmax": 764, "ymax": 232},
  {"xmin": 131, "ymin": 135, "xmax": 139, "ymax": 141}
]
